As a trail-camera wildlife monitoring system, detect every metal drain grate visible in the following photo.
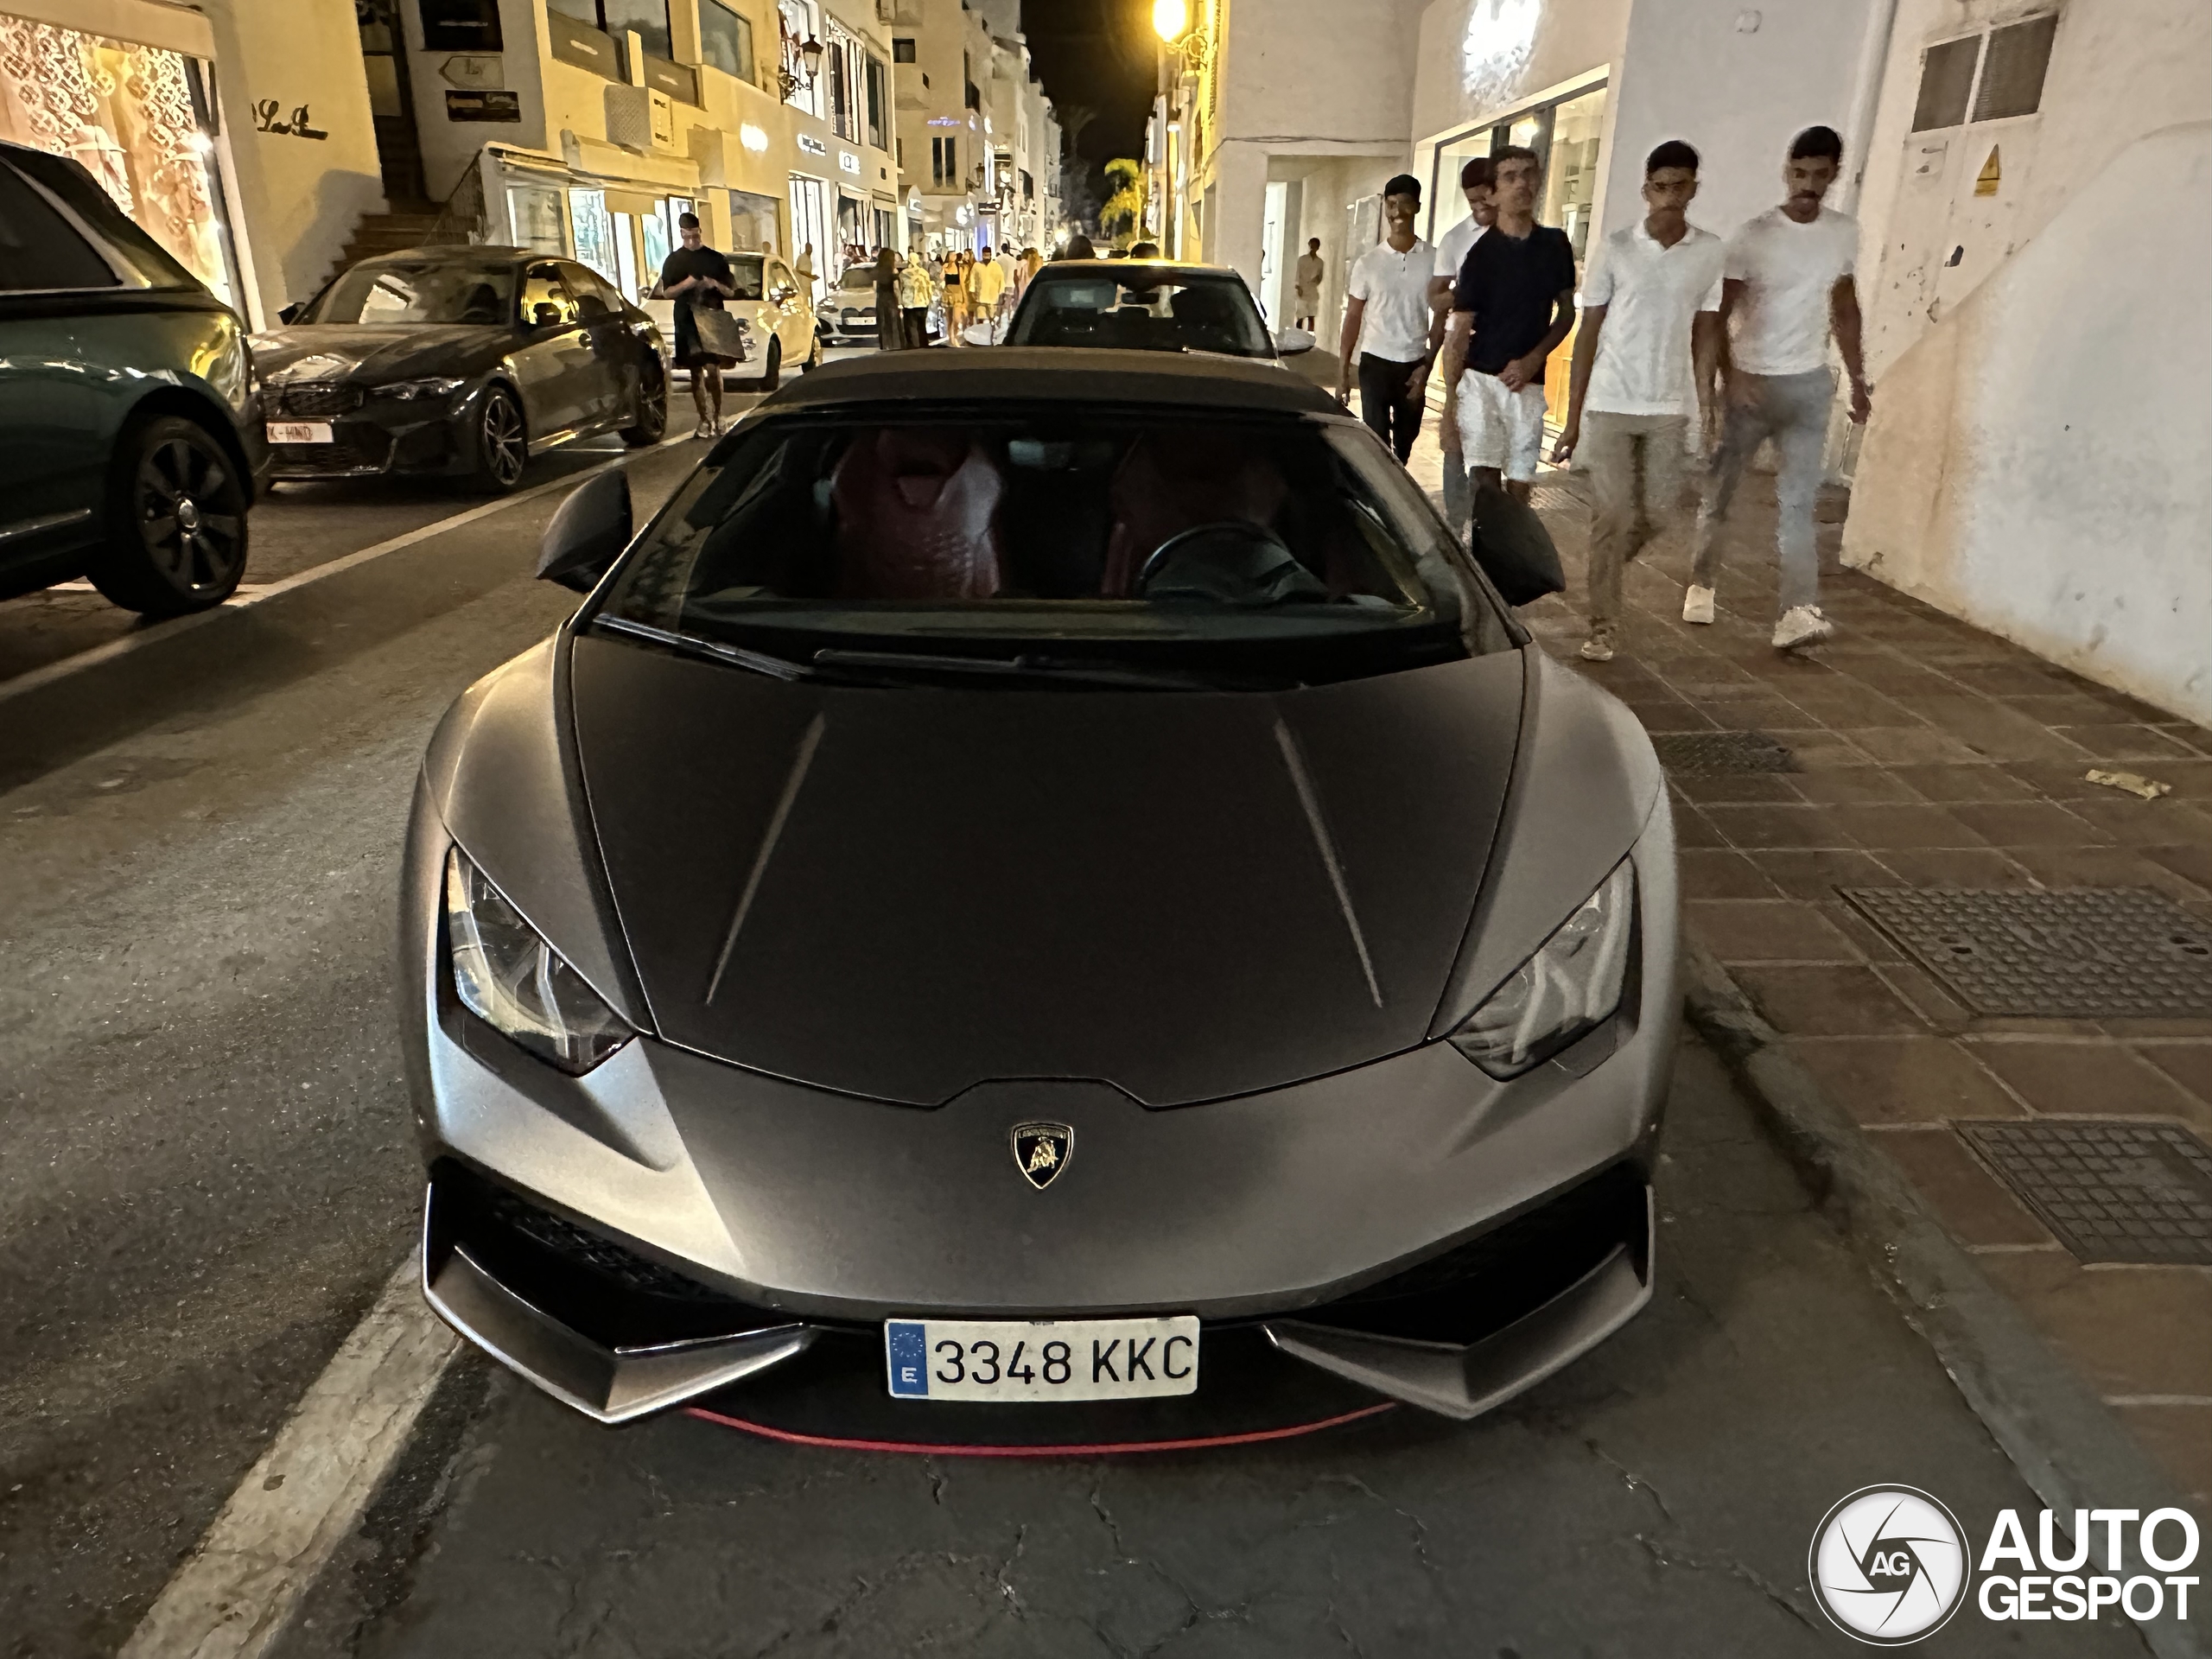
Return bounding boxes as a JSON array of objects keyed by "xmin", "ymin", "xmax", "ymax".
[
  {"xmin": 1651, "ymin": 730, "xmax": 1798, "ymax": 775},
  {"xmin": 1959, "ymin": 1120, "xmax": 2212, "ymax": 1265},
  {"xmin": 1842, "ymin": 887, "xmax": 2212, "ymax": 1018}
]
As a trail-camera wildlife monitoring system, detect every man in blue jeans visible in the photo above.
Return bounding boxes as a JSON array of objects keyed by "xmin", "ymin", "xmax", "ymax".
[{"xmin": 1688, "ymin": 124, "xmax": 1872, "ymax": 652}]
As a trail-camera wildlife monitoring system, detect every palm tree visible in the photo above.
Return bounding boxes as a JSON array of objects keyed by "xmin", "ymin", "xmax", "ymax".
[{"xmin": 1100, "ymin": 158, "xmax": 1146, "ymax": 248}]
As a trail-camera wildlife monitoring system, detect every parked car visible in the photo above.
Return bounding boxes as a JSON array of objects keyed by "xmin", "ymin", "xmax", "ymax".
[
  {"xmin": 403, "ymin": 350, "xmax": 1677, "ymax": 1443},
  {"xmin": 0, "ymin": 139, "xmax": 267, "ymax": 615},
  {"xmin": 252, "ymin": 246, "xmax": 667, "ymax": 493},
  {"xmin": 1004, "ymin": 260, "xmax": 1306, "ymax": 361},
  {"xmin": 821, "ymin": 266, "xmax": 881, "ymax": 346},
  {"xmin": 639, "ymin": 249, "xmax": 823, "ymax": 392}
]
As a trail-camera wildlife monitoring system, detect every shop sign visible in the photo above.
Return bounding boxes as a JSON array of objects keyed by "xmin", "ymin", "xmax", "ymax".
[
  {"xmin": 796, "ymin": 133, "xmax": 827, "ymax": 156},
  {"xmin": 441, "ymin": 55, "xmax": 505, "ymax": 90},
  {"xmin": 253, "ymin": 101, "xmax": 328, "ymax": 140},
  {"xmin": 447, "ymin": 89, "xmax": 523, "ymax": 123},
  {"xmin": 837, "ymin": 151, "xmax": 860, "ymax": 175},
  {"xmin": 420, "ymin": 0, "xmax": 505, "ymax": 52}
]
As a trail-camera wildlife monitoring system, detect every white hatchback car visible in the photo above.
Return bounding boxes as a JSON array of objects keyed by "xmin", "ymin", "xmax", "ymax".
[{"xmin": 642, "ymin": 250, "xmax": 822, "ymax": 391}]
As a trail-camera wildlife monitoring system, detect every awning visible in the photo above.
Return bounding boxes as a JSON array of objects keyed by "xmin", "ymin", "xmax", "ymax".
[{"xmin": 4, "ymin": 0, "xmax": 213, "ymax": 56}]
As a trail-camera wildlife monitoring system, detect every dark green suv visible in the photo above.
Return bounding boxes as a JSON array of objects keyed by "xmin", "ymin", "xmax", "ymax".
[{"xmin": 0, "ymin": 140, "xmax": 268, "ymax": 615}]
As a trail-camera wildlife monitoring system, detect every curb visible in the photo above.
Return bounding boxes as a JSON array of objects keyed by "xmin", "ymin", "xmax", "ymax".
[{"xmin": 1679, "ymin": 938, "xmax": 2207, "ymax": 1659}]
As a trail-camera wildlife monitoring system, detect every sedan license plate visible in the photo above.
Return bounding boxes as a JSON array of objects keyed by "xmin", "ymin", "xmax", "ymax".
[
  {"xmin": 267, "ymin": 421, "xmax": 333, "ymax": 444},
  {"xmin": 886, "ymin": 1316, "xmax": 1198, "ymax": 1403}
]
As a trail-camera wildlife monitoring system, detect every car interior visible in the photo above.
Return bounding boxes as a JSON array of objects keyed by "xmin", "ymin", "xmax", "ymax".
[{"xmin": 631, "ymin": 417, "xmax": 1432, "ymax": 615}]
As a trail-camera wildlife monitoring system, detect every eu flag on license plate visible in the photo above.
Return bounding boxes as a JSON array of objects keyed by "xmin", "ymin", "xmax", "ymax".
[{"xmin": 886, "ymin": 1320, "xmax": 929, "ymax": 1396}]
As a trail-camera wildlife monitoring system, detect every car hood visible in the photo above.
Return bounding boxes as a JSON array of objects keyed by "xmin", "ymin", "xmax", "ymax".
[
  {"xmin": 569, "ymin": 633, "xmax": 1522, "ymax": 1107},
  {"xmin": 253, "ymin": 323, "xmax": 509, "ymax": 383}
]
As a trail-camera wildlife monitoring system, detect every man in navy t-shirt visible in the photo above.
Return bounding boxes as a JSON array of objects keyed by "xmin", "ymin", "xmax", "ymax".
[{"xmin": 1436, "ymin": 146, "xmax": 1577, "ymax": 503}]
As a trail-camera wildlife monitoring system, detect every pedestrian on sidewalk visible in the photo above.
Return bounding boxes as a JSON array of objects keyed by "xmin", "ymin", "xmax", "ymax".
[
  {"xmin": 652, "ymin": 212, "xmax": 737, "ymax": 438},
  {"xmin": 897, "ymin": 248, "xmax": 935, "ymax": 346},
  {"xmin": 1552, "ymin": 140, "xmax": 1726, "ymax": 663},
  {"xmin": 1294, "ymin": 238, "xmax": 1323, "ymax": 331},
  {"xmin": 969, "ymin": 244, "xmax": 1008, "ymax": 340},
  {"xmin": 1427, "ymin": 156, "xmax": 1497, "ymax": 536},
  {"xmin": 943, "ymin": 251, "xmax": 968, "ymax": 345},
  {"xmin": 1436, "ymin": 146, "xmax": 1576, "ymax": 505},
  {"xmin": 872, "ymin": 247, "xmax": 903, "ymax": 351},
  {"xmin": 1336, "ymin": 175, "xmax": 1435, "ymax": 464},
  {"xmin": 1688, "ymin": 124, "xmax": 1872, "ymax": 652}
]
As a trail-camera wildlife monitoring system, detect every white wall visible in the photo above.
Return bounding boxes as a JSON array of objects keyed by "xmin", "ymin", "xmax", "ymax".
[
  {"xmin": 1843, "ymin": 121, "xmax": 2212, "ymax": 724},
  {"xmin": 1596, "ymin": 0, "xmax": 1882, "ymax": 248},
  {"xmin": 1411, "ymin": 0, "xmax": 1630, "ymax": 140},
  {"xmin": 201, "ymin": 0, "xmax": 386, "ymax": 319},
  {"xmin": 407, "ymin": 0, "xmax": 551, "ymax": 203}
]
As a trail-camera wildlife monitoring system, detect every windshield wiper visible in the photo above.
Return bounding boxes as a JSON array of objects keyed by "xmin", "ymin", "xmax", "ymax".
[
  {"xmin": 593, "ymin": 614, "xmax": 834, "ymax": 683},
  {"xmin": 810, "ymin": 648, "xmax": 1286, "ymax": 691}
]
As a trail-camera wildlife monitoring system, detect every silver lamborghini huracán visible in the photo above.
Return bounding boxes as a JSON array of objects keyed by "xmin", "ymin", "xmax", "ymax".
[{"xmin": 399, "ymin": 350, "xmax": 1678, "ymax": 1450}]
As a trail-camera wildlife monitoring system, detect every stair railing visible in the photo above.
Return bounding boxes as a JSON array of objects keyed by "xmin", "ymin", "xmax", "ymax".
[{"xmin": 428, "ymin": 158, "xmax": 490, "ymax": 245}]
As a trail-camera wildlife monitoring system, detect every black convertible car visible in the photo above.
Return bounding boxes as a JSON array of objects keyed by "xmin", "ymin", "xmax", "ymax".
[{"xmin": 251, "ymin": 246, "xmax": 667, "ymax": 492}]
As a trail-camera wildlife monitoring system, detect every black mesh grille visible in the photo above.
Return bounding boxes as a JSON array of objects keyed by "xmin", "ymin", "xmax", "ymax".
[
  {"xmin": 1295, "ymin": 1164, "xmax": 1649, "ymax": 1345},
  {"xmin": 276, "ymin": 381, "xmax": 365, "ymax": 417}
]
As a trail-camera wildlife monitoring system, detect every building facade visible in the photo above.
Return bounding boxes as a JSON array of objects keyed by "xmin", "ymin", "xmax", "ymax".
[
  {"xmin": 1156, "ymin": 0, "xmax": 2209, "ymax": 722},
  {"xmin": 890, "ymin": 0, "xmax": 988, "ymax": 253}
]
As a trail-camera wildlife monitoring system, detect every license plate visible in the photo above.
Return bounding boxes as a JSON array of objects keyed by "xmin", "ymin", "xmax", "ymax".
[
  {"xmin": 267, "ymin": 421, "xmax": 332, "ymax": 444},
  {"xmin": 886, "ymin": 1316, "xmax": 1198, "ymax": 1403}
]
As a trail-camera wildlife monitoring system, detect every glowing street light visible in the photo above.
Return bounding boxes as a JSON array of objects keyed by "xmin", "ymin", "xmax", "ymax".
[{"xmin": 1153, "ymin": 0, "xmax": 1188, "ymax": 42}]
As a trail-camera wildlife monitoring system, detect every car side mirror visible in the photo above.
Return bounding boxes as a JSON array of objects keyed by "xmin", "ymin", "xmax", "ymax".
[
  {"xmin": 277, "ymin": 302, "xmax": 303, "ymax": 324},
  {"xmin": 537, "ymin": 467, "xmax": 632, "ymax": 594}
]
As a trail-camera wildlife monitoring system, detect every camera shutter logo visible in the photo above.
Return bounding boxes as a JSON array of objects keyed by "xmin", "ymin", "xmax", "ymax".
[{"xmin": 1808, "ymin": 1486, "xmax": 1968, "ymax": 1644}]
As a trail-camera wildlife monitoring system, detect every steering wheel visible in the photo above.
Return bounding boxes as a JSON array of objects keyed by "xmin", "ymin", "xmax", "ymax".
[{"xmin": 1135, "ymin": 521, "xmax": 1325, "ymax": 606}]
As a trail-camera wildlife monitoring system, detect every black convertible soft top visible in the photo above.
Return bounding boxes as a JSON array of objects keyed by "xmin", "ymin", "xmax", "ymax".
[{"xmin": 760, "ymin": 347, "xmax": 1340, "ymax": 417}]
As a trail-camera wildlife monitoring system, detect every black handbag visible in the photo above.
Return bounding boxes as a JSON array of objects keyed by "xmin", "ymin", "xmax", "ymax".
[{"xmin": 1468, "ymin": 480, "xmax": 1565, "ymax": 606}]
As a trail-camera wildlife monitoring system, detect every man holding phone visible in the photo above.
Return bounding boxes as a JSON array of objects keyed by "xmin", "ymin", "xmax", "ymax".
[{"xmin": 652, "ymin": 211, "xmax": 736, "ymax": 438}]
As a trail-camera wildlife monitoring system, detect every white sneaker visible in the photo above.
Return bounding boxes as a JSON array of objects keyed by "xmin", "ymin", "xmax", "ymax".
[
  {"xmin": 1579, "ymin": 626, "xmax": 1616, "ymax": 663},
  {"xmin": 692, "ymin": 420, "xmax": 714, "ymax": 440},
  {"xmin": 1681, "ymin": 584, "xmax": 1716, "ymax": 626},
  {"xmin": 1772, "ymin": 605, "xmax": 1835, "ymax": 652}
]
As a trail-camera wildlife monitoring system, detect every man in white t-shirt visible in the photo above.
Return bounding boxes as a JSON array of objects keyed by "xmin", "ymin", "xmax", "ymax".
[
  {"xmin": 1427, "ymin": 156, "xmax": 1497, "ymax": 534},
  {"xmin": 1689, "ymin": 124, "xmax": 1872, "ymax": 651},
  {"xmin": 1552, "ymin": 140, "xmax": 1725, "ymax": 662},
  {"xmin": 1336, "ymin": 175, "xmax": 1435, "ymax": 463}
]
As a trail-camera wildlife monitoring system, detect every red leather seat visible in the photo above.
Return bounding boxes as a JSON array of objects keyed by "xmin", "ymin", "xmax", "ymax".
[
  {"xmin": 1103, "ymin": 431, "xmax": 1289, "ymax": 596},
  {"xmin": 830, "ymin": 428, "xmax": 1006, "ymax": 600}
]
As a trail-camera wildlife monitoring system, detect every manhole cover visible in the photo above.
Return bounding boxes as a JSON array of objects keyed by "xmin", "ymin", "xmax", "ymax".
[
  {"xmin": 1959, "ymin": 1120, "xmax": 2212, "ymax": 1265},
  {"xmin": 1651, "ymin": 730, "xmax": 1798, "ymax": 775},
  {"xmin": 1841, "ymin": 887, "xmax": 2212, "ymax": 1018}
]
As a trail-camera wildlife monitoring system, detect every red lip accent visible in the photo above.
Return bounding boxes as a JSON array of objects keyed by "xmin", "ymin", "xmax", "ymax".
[{"xmin": 683, "ymin": 1401, "xmax": 1395, "ymax": 1456}]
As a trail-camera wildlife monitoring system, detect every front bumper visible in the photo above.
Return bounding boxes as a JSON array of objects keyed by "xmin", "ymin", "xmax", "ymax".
[
  {"xmin": 403, "ymin": 791, "xmax": 1678, "ymax": 1433},
  {"xmin": 265, "ymin": 390, "xmax": 478, "ymax": 480}
]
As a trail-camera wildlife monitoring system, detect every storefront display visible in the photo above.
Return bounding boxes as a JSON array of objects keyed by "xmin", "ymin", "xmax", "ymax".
[{"xmin": 0, "ymin": 15, "xmax": 238, "ymax": 304}]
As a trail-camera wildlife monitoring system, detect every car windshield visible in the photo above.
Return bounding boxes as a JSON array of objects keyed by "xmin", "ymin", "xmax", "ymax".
[
  {"xmin": 726, "ymin": 254, "xmax": 766, "ymax": 301},
  {"xmin": 1006, "ymin": 270, "xmax": 1274, "ymax": 358},
  {"xmin": 837, "ymin": 268, "xmax": 876, "ymax": 290},
  {"xmin": 307, "ymin": 260, "xmax": 515, "ymax": 325},
  {"xmin": 593, "ymin": 406, "xmax": 1514, "ymax": 688}
]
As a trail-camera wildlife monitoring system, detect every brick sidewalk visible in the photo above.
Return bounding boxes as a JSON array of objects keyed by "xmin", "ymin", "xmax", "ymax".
[{"xmin": 1401, "ymin": 416, "xmax": 2212, "ymax": 1516}]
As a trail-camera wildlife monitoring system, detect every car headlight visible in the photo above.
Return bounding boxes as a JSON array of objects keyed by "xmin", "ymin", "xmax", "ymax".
[
  {"xmin": 444, "ymin": 848, "xmax": 630, "ymax": 1074},
  {"xmin": 382, "ymin": 377, "xmax": 466, "ymax": 401},
  {"xmin": 1447, "ymin": 861, "xmax": 1635, "ymax": 1079}
]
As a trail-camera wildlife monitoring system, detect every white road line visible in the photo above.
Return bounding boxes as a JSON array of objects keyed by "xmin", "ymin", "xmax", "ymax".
[
  {"xmin": 0, "ymin": 433, "xmax": 694, "ymax": 709},
  {"xmin": 117, "ymin": 1253, "xmax": 458, "ymax": 1659}
]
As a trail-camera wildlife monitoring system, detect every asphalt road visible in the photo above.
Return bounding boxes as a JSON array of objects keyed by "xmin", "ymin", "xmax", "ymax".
[{"xmin": 0, "ymin": 353, "xmax": 2159, "ymax": 1657}]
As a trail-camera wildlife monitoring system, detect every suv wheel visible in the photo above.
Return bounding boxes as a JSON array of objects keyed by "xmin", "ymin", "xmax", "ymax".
[{"xmin": 92, "ymin": 416, "xmax": 248, "ymax": 616}]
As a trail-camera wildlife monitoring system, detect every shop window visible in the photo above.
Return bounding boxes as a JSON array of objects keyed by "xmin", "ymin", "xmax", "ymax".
[
  {"xmin": 1973, "ymin": 14, "xmax": 2058, "ymax": 122},
  {"xmin": 701, "ymin": 0, "xmax": 755, "ymax": 85},
  {"xmin": 569, "ymin": 188, "xmax": 618, "ymax": 284},
  {"xmin": 0, "ymin": 21, "xmax": 238, "ymax": 303},
  {"xmin": 1910, "ymin": 35, "xmax": 1980, "ymax": 132},
  {"xmin": 507, "ymin": 183, "xmax": 567, "ymax": 255}
]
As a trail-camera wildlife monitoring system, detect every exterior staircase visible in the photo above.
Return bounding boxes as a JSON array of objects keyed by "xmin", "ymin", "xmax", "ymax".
[{"xmin": 324, "ymin": 203, "xmax": 457, "ymax": 283}]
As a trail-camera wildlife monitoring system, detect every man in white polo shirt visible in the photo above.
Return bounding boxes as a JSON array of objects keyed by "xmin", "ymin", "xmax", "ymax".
[
  {"xmin": 1427, "ymin": 156, "xmax": 1497, "ymax": 535},
  {"xmin": 1335, "ymin": 175, "xmax": 1434, "ymax": 463},
  {"xmin": 1689, "ymin": 124, "xmax": 1872, "ymax": 652},
  {"xmin": 1552, "ymin": 140, "xmax": 1725, "ymax": 662}
]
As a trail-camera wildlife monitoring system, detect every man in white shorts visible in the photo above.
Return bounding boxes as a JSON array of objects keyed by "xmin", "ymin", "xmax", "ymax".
[
  {"xmin": 1436, "ymin": 145, "xmax": 1576, "ymax": 503},
  {"xmin": 1427, "ymin": 156, "xmax": 1496, "ymax": 535},
  {"xmin": 1551, "ymin": 139, "xmax": 1725, "ymax": 661},
  {"xmin": 1690, "ymin": 124, "xmax": 1872, "ymax": 652}
]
